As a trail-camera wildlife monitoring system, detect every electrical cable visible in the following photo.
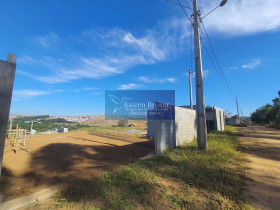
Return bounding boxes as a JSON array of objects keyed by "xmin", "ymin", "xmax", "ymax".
[{"xmin": 200, "ymin": 20, "xmax": 235, "ymax": 99}]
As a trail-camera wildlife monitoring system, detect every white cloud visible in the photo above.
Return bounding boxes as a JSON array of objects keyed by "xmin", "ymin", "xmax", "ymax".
[
  {"xmin": 201, "ymin": 0, "xmax": 280, "ymax": 35},
  {"xmin": 138, "ymin": 76, "xmax": 177, "ymax": 83},
  {"xmin": 34, "ymin": 32, "xmax": 60, "ymax": 48},
  {"xmin": 90, "ymin": 91, "xmax": 105, "ymax": 95},
  {"xmin": 13, "ymin": 90, "xmax": 51, "ymax": 101},
  {"xmin": 74, "ymin": 87, "xmax": 98, "ymax": 92},
  {"xmin": 242, "ymin": 59, "xmax": 261, "ymax": 69},
  {"xmin": 18, "ymin": 55, "xmax": 37, "ymax": 65},
  {"xmin": 13, "ymin": 90, "xmax": 50, "ymax": 96},
  {"xmin": 117, "ymin": 83, "xmax": 143, "ymax": 90},
  {"xmin": 54, "ymin": 89, "xmax": 64, "ymax": 93},
  {"xmin": 230, "ymin": 66, "xmax": 238, "ymax": 70},
  {"xmin": 20, "ymin": 17, "xmax": 190, "ymax": 83},
  {"xmin": 203, "ymin": 69, "xmax": 210, "ymax": 78}
]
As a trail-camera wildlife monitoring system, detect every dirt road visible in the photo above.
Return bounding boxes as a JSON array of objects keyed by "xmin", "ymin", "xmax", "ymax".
[{"xmin": 237, "ymin": 125, "xmax": 280, "ymax": 210}]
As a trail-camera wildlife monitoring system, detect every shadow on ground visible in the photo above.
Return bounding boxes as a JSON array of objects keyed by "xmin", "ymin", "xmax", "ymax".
[{"xmin": 22, "ymin": 138, "xmax": 154, "ymax": 190}]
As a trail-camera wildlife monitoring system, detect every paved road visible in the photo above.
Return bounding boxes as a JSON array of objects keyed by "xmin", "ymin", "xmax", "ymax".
[{"xmin": 237, "ymin": 125, "xmax": 280, "ymax": 210}]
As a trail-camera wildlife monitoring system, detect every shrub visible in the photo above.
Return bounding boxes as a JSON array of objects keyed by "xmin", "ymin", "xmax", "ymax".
[{"xmin": 117, "ymin": 120, "xmax": 128, "ymax": 127}]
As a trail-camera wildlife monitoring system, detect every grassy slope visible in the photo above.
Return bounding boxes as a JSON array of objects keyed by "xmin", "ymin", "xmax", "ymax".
[{"xmin": 47, "ymin": 126, "xmax": 251, "ymax": 209}]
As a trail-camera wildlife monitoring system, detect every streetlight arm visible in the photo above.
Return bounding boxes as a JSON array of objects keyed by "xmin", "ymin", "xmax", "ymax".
[
  {"xmin": 220, "ymin": 0, "xmax": 228, "ymax": 7},
  {"xmin": 201, "ymin": 0, "xmax": 228, "ymax": 19}
]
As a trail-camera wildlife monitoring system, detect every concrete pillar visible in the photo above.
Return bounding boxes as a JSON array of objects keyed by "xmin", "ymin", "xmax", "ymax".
[{"xmin": 0, "ymin": 53, "xmax": 17, "ymax": 176}]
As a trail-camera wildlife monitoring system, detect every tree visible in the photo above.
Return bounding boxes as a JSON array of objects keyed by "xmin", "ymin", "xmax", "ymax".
[
  {"xmin": 251, "ymin": 91, "xmax": 280, "ymax": 125},
  {"xmin": 117, "ymin": 120, "xmax": 128, "ymax": 127},
  {"xmin": 224, "ymin": 110, "xmax": 233, "ymax": 119}
]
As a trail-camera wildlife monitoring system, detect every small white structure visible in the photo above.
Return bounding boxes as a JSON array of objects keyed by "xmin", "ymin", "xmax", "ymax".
[
  {"xmin": 226, "ymin": 116, "xmax": 240, "ymax": 125},
  {"xmin": 205, "ymin": 106, "xmax": 225, "ymax": 131},
  {"xmin": 180, "ymin": 106, "xmax": 225, "ymax": 132},
  {"xmin": 147, "ymin": 105, "xmax": 226, "ymax": 154},
  {"xmin": 58, "ymin": 128, "xmax": 68, "ymax": 133},
  {"xmin": 31, "ymin": 129, "xmax": 36, "ymax": 135},
  {"xmin": 147, "ymin": 105, "xmax": 197, "ymax": 154}
]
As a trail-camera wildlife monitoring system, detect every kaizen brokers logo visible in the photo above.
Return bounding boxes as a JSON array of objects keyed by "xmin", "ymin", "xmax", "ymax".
[
  {"xmin": 105, "ymin": 90, "xmax": 175, "ymax": 120},
  {"xmin": 108, "ymin": 94, "xmax": 132, "ymax": 114}
]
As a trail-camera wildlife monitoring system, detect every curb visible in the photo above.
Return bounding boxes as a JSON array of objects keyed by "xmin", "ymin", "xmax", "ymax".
[{"xmin": 0, "ymin": 188, "xmax": 57, "ymax": 210}]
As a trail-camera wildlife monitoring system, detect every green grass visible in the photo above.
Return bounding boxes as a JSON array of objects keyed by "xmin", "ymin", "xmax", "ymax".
[
  {"xmin": 77, "ymin": 125, "xmax": 146, "ymax": 132},
  {"xmin": 0, "ymin": 167, "xmax": 13, "ymax": 193},
  {"xmin": 72, "ymin": 125, "xmax": 147, "ymax": 138},
  {"xmin": 267, "ymin": 124, "xmax": 280, "ymax": 130},
  {"xmin": 52, "ymin": 127, "xmax": 251, "ymax": 209}
]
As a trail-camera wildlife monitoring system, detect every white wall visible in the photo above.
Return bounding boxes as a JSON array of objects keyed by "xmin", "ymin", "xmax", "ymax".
[{"xmin": 153, "ymin": 107, "xmax": 197, "ymax": 154}]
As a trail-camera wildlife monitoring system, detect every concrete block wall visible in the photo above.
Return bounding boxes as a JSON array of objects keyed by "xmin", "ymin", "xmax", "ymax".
[
  {"xmin": 174, "ymin": 106, "xmax": 197, "ymax": 146},
  {"xmin": 151, "ymin": 106, "xmax": 197, "ymax": 154}
]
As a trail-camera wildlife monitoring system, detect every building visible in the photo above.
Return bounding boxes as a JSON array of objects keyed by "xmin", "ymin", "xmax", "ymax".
[
  {"xmin": 205, "ymin": 106, "xmax": 225, "ymax": 131},
  {"xmin": 179, "ymin": 106, "xmax": 225, "ymax": 132},
  {"xmin": 31, "ymin": 129, "xmax": 36, "ymax": 135},
  {"xmin": 226, "ymin": 116, "xmax": 240, "ymax": 125},
  {"xmin": 58, "ymin": 128, "xmax": 68, "ymax": 133},
  {"xmin": 147, "ymin": 105, "xmax": 225, "ymax": 154},
  {"xmin": 147, "ymin": 105, "xmax": 197, "ymax": 154}
]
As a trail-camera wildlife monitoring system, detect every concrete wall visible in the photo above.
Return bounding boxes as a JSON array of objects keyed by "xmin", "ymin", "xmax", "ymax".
[
  {"xmin": 147, "ymin": 110, "xmax": 155, "ymax": 138},
  {"xmin": 227, "ymin": 117, "xmax": 240, "ymax": 125},
  {"xmin": 151, "ymin": 106, "xmax": 197, "ymax": 154},
  {"xmin": 147, "ymin": 105, "xmax": 225, "ymax": 154},
  {"xmin": 214, "ymin": 107, "xmax": 225, "ymax": 131},
  {"xmin": 0, "ymin": 54, "xmax": 17, "ymax": 176},
  {"xmin": 206, "ymin": 106, "xmax": 225, "ymax": 131},
  {"xmin": 174, "ymin": 107, "xmax": 197, "ymax": 146}
]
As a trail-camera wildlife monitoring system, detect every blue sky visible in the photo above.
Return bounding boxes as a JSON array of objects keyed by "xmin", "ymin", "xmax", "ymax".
[{"xmin": 1, "ymin": 0, "xmax": 279, "ymax": 116}]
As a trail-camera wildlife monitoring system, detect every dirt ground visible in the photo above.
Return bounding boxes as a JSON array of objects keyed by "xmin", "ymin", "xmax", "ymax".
[
  {"xmin": 237, "ymin": 125, "xmax": 280, "ymax": 210},
  {"xmin": 2, "ymin": 130, "xmax": 153, "ymax": 202}
]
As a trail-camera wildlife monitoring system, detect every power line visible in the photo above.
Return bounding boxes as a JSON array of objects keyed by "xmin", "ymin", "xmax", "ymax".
[
  {"xmin": 176, "ymin": 0, "xmax": 192, "ymax": 23},
  {"xmin": 170, "ymin": 0, "xmax": 235, "ymax": 101},
  {"xmin": 165, "ymin": 0, "xmax": 192, "ymax": 10},
  {"xmin": 201, "ymin": 37, "xmax": 234, "ymax": 99},
  {"xmin": 199, "ymin": 19, "xmax": 235, "ymax": 99},
  {"xmin": 184, "ymin": 0, "xmax": 192, "ymax": 9},
  {"xmin": 175, "ymin": 0, "xmax": 193, "ymax": 70}
]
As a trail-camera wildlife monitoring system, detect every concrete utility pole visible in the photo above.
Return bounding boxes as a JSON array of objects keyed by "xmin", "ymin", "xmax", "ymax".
[
  {"xmin": 236, "ymin": 96, "xmax": 240, "ymax": 118},
  {"xmin": 0, "ymin": 53, "xmax": 17, "ymax": 176},
  {"xmin": 189, "ymin": 68, "xmax": 193, "ymax": 109},
  {"xmin": 193, "ymin": 0, "xmax": 207, "ymax": 150}
]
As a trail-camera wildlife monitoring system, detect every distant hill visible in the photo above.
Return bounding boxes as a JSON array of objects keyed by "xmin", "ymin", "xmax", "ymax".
[
  {"xmin": 83, "ymin": 115, "xmax": 117, "ymax": 126},
  {"xmin": 83, "ymin": 115, "xmax": 146, "ymax": 126}
]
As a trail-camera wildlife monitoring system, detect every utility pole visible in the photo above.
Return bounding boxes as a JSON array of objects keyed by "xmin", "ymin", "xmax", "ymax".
[
  {"xmin": 236, "ymin": 96, "xmax": 240, "ymax": 118},
  {"xmin": 189, "ymin": 68, "xmax": 193, "ymax": 109},
  {"xmin": 193, "ymin": 0, "xmax": 207, "ymax": 150}
]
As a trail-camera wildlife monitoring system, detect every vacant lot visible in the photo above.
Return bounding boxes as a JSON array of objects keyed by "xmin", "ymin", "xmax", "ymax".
[
  {"xmin": 39, "ymin": 127, "xmax": 251, "ymax": 209},
  {"xmin": 1, "ymin": 128, "xmax": 153, "ymax": 202}
]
